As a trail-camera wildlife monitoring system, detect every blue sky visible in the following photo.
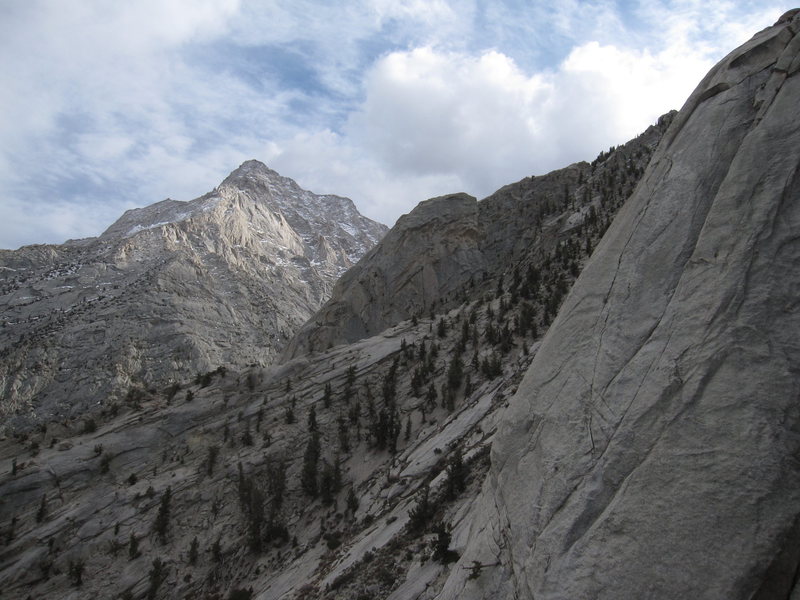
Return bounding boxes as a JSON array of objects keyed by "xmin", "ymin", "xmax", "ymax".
[{"xmin": 0, "ymin": 0, "xmax": 791, "ymax": 249}]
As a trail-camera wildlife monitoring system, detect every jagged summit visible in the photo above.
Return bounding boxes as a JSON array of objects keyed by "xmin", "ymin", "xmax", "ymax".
[
  {"xmin": 0, "ymin": 163, "xmax": 386, "ymax": 428},
  {"xmin": 99, "ymin": 195, "xmax": 218, "ymax": 240},
  {"xmin": 218, "ymin": 160, "xmax": 386, "ymax": 267},
  {"xmin": 221, "ymin": 159, "xmax": 289, "ymax": 189},
  {"xmin": 1, "ymin": 12, "xmax": 798, "ymax": 600}
]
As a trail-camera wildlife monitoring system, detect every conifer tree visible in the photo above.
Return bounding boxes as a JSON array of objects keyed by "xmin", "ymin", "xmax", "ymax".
[
  {"xmin": 307, "ymin": 404, "xmax": 318, "ymax": 432},
  {"xmin": 188, "ymin": 537, "xmax": 199, "ymax": 565},
  {"xmin": 301, "ymin": 432, "xmax": 320, "ymax": 496},
  {"xmin": 153, "ymin": 486, "xmax": 172, "ymax": 544},
  {"xmin": 323, "ymin": 382, "xmax": 332, "ymax": 408}
]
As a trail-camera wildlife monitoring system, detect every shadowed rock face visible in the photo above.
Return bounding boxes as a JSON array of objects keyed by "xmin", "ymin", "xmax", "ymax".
[
  {"xmin": 283, "ymin": 192, "xmax": 484, "ymax": 356},
  {"xmin": 437, "ymin": 10, "xmax": 800, "ymax": 600}
]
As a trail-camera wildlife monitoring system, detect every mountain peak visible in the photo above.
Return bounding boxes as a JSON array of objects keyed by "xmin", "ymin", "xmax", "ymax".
[{"xmin": 221, "ymin": 159, "xmax": 289, "ymax": 191}]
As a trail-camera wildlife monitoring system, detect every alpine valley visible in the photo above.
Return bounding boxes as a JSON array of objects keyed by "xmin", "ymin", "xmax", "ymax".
[{"xmin": 1, "ymin": 10, "xmax": 799, "ymax": 600}]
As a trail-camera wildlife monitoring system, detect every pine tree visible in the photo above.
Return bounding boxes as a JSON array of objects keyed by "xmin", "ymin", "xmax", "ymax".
[
  {"xmin": 128, "ymin": 532, "xmax": 141, "ymax": 560},
  {"xmin": 432, "ymin": 522, "xmax": 457, "ymax": 563},
  {"xmin": 346, "ymin": 486, "xmax": 358, "ymax": 515},
  {"xmin": 188, "ymin": 537, "xmax": 199, "ymax": 565},
  {"xmin": 301, "ymin": 432, "xmax": 320, "ymax": 497},
  {"xmin": 36, "ymin": 494, "xmax": 46, "ymax": 523},
  {"xmin": 426, "ymin": 383, "xmax": 437, "ymax": 408},
  {"xmin": 266, "ymin": 456, "xmax": 287, "ymax": 512},
  {"xmin": 319, "ymin": 460, "xmax": 338, "ymax": 506},
  {"xmin": 248, "ymin": 484, "xmax": 265, "ymax": 553},
  {"xmin": 445, "ymin": 449, "xmax": 467, "ymax": 500},
  {"xmin": 68, "ymin": 557, "xmax": 85, "ymax": 587},
  {"xmin": 307, "ymin": 404, "xmax": 318, "ymax": 432},
  {"xmin": 153, "ymin": 486, "xmax": 172, "ymax": 544},
  {"xmin": 447, "ymin": 354, "xmax": 463, "ymax": 391},
  {"xmin": 337, "ymin": 415, "xmax": 350, "ymax": 453},
  {"xmin": 408, "ymin": 486, "xmax": 431, "ymax": 534},
  {"xmin": 206, "ymin": 445, "xmax": 219, "ymax": 476},
  {"xmin": 146, "ymin": 558, "xmax": 167, "ymax": 600},
  {"xmin": 211, "ymin": 538, "xmax": 222, "ymax": 563},
  {"xmin": 323, "ymin": 382, "xmax": 332, "ymax": 408},
  {"xmin": 437, "ymin": 317, "xmax": 447, "ymax": 338},
  {"xmin": 241, "ymin": 425, "xmax": 253, "ymax": 446}
]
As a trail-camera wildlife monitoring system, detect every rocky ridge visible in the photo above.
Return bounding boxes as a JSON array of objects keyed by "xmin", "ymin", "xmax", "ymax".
[
  {"xmin": 285, "ymin": 113, "xmax": 672, "ymax": 359},
  {"xmin": 0, "ymin": 161, "xmax": 387, "ymax": 431},
  {"xmin": 1, "ymin": 10, "xmax": 797, "ymax": 600},
  {"xmin": 436, "ymin": 9, "xmax": 800, "ymax": 600},
  {"xmin": 0, "ymin": 108, "xmax": 668, "ymax": 599}
]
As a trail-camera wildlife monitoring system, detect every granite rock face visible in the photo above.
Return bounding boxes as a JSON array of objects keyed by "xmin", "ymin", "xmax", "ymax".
[
  {"xmin": 284, "ymin": 192, "xmax": 484, "ymax": 355},
  {"xmin": 284, "ymin": 114, "xmax": 670, "ymax": 359},
  {"xmin": 0, "ymin": 161, "xmax": 386, "ymax": 430},
  {"xmin": 438, "ymin": 10, "xmax": 800, "ymax": 600}
]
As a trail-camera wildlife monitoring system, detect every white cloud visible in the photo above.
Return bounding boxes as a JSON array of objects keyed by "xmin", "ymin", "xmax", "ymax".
[
  {"xmin": 341, "ymin": 39, "xmax": 706, "ymax": 204},
  {"xmin": 348, "ymin": 48, "xmax": 551, "ymax": 190},
  {"xmin": 268, "ymin": 128, "xmax": 461, "ymax": 223},
  {"xmin": 0, "ymin": 0, "xmax": 792, "ymax": 248},
  {"xmin": 327, "ymin": 1, "xmax": 788, "ymax": 210}
]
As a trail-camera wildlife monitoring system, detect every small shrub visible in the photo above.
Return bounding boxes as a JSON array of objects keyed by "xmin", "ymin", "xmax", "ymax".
[
  {"xmin": 146, "ymin": 558, "xmax": 168, "ymax": 600},
  {"xmin": 188, "ymin": 537, "xmax": 199, "ymax": 565},
  {"xmin": 323, "ymin": 531, "xmax": 342, "ymax": 550},
  {"xmin": 67, "ymin": 557, "xmax": 85, "ymax": 587},
  {"xmin": 100, "ymin": 453, "xmax": 111, "ymax": 474},
  {"xmin": 36, "ymin": 494, "xmax": 47, "ymax": 523},
  {"xmin": 128, "ymin": 533, "xmax": 141, "ymax": 560}
]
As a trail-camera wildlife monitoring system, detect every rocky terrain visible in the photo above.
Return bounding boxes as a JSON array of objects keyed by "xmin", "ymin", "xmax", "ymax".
[
  {"xmin": 0, "ymin": 106, "xmax": 669, "ymax": 599},
  {"xmin": 284, "ymin": 113, "xmax": 669, "ymax": 358},
  {"xmin": 0, "ymin": 161, "xmax": 387, "ymax": 431},
  {"xmin": 1, "ymin": 9, "xmax": 798, "ymax": 600},
  {"xmin": 437, "ymin": 8, "xmax": 800, "ymax": 599}
]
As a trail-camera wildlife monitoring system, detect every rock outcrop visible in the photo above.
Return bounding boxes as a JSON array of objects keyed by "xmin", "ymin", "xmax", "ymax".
[
  {"xmin": 284, "ymin": 116, "xmax": 671, "ymax": 359},
  {"xmin": 0, "ymin": 161, "xmax": 386, "ymax": 430},
  {"xmin": 3, "ymin": 10, "xmax": 797, "ymax": 600},
  {"xmin": 283, "ymin": 192, "xmax": 484, "ymax": 355},
  {"xmin": 0, "ymin": 105, "xmax": 671, "ymax": 600},
  {"xmin": 438, "ymin": 10, "xmax": 800, "ymax": 600}
]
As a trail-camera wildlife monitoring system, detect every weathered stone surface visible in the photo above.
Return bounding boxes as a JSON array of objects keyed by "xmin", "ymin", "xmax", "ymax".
[
  {"xmin": 0, "ymin": 161, "xmax": 386, "ymax": 430},
  {"xmin": 284, "ymin": 192, "xmax": 483, "ymax": 356},
  {"xmin": 284, "ymin": 114, "xmax": 670, "ymax": 360},
  {"xmin": 438, "ymin": 11, "xmax": 800, "ymax": 600}
]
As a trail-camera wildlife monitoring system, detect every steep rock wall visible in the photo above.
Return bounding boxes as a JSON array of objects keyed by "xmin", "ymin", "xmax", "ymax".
[
  {"xmin": 438, "ymin": 10, "xmax": 800, "ymax": 600},
  {"xmin": 283, "ymin": 193, "xmax": 484, "ymax": 355}
]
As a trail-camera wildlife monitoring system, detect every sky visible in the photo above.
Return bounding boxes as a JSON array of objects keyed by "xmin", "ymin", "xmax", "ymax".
[{"xmin": 0, "ymin": 0, "xmax": 792, "ymax": 249}]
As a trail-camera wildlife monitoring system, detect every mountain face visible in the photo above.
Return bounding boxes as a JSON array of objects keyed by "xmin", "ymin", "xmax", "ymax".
[
  {"xmin": 436, "ymin": 9, "xmax": 800, "ymax": 600},
  {"xmin": 284, "ymin": 114, "xmax": 672, "ymax": 359},
  {"xmin": 0, "ymin": 114, "xmax": 668, "ymax": 599},
  {"xmin": 1, "ymin": 11, "xmax": 798, "ymax": 600},
  {"xmin": 0, "ymin": 161, "xmax": 387, "ymax": 430}
]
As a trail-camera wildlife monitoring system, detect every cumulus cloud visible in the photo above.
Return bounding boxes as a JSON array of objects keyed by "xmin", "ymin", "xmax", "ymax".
[
  {"xmin": 0, "ymin": 0, "xmax": 792, "ymax": 248},
  {"xmin": 338, "ymin": 39, "xmax": 709, "ymax": 207}
]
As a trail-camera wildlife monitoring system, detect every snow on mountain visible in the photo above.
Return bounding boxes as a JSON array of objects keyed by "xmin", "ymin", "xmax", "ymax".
[{"xmin": 0, "ymin": 161, "xmax": 387, "ymax": 429}]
